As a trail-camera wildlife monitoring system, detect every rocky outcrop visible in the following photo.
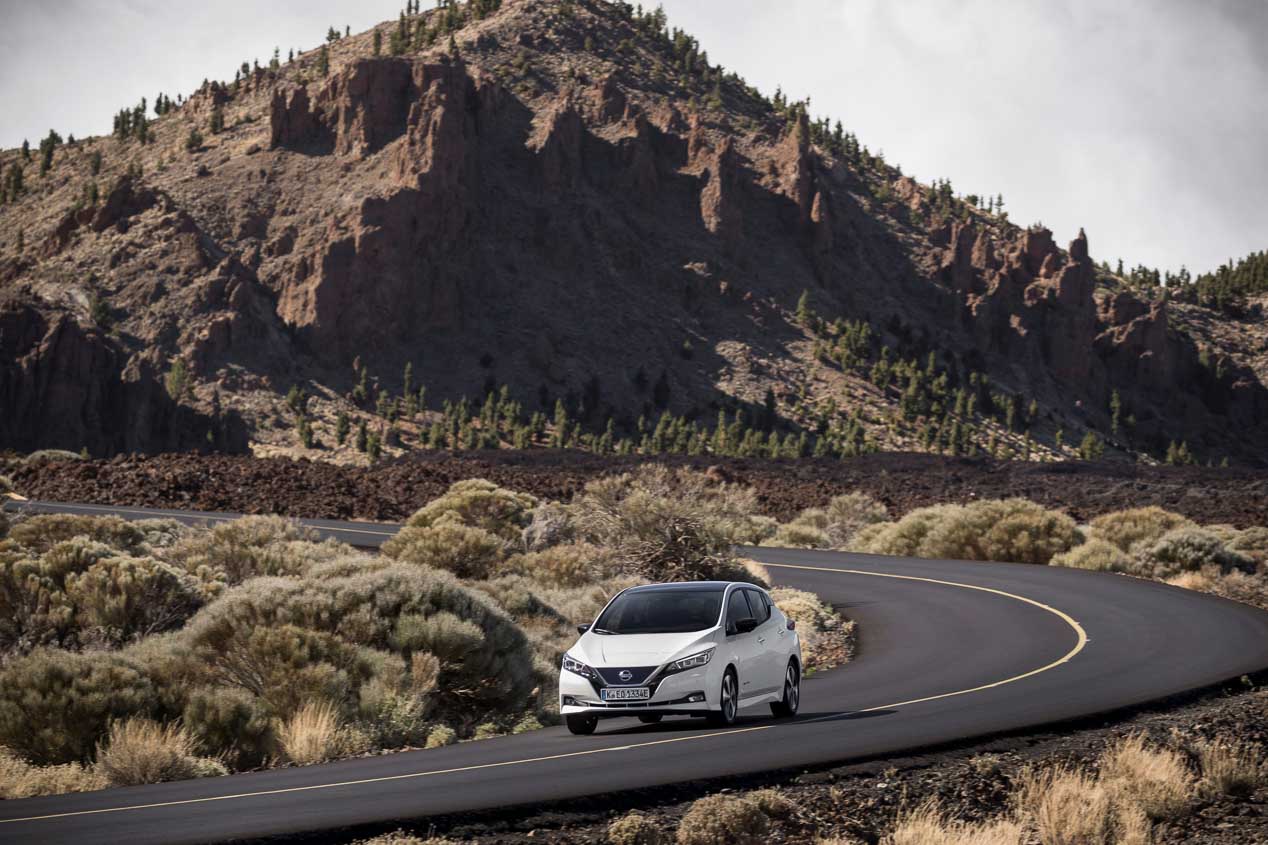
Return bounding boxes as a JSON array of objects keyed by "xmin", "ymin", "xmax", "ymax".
[
  {"xmin": 270, "ymin": 85, "xmax": 326, "ymax": 150},
  {"xmin": 777, "ymin": 111, "xmax": 815, "ymax": 227},
  {"xmin": 0, "ymin": 301, "xmax": 245, "ymax": 455},
  {"xmin": 700, "ymin": 137, "xmax": 742, "ymax": 247},
  {"xmin": 320, "ymin": 58, "xmax": 416, "ymax": 156},
  {"xmin": 532, "ymin": 97, "xmax": 584, "ymax": 191}
]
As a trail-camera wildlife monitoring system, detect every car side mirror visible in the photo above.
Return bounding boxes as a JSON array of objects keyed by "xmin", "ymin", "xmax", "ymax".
[
  {"xmin": 734, "ymin": 618, "xmax": 758, "ymax": 635},
  {"xmin": 786, "ymin": 619, "xmax": 796, "ymax": 631},
  {"xmin": 576, "ymin": 624, "xmax": 590, "ymax": 635}
]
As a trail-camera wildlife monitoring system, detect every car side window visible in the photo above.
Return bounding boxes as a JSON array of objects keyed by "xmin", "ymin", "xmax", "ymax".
[
  {"xmin": 726, "ymin": 589, "xmax": 754, "ymax": 629},
  {"xmin": 745, "ymin": 589, "xmax": 771, "ymax": 624}
]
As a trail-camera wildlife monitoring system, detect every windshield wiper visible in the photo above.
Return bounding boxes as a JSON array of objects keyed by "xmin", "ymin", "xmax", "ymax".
[{"xmin": 591, "ymin": 627, "xmax": 618, "ymax": 635}]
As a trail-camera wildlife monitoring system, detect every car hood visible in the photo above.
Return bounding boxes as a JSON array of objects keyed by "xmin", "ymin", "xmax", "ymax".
[{"xmin": 573, "ymin": 630, "xmax": 716, "ymax": 667}]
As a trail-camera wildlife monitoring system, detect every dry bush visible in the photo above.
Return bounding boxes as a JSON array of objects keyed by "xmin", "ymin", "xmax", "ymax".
[
  {"xmin": 354, "ymin": 834, "xmax": 462, "ymax": 845},
  {"xmin": 1131, "ymin": 527, "xmax": 1255, "ymax": 580},
  {"xmin": 382, "ymin": 518, "xmax": 506, "ymax": 579},
  {"xmin": 824, "ymin": 493, "xmax": 889, "ymax": 547},
  {"xmin": 180, "ymin": 565, "xmax": 536, "ymax": 728},
  {"xmin": 503, "ymin": 542, "xmax": 617, "ymax": 587},
  {"xmin": 609, "ymin": 811, "xmax": 666, "ymax": 845},
  {"xmin": 570, "ymin": 466, "xmax": 763, "ymax": 582},
  {"xmin": 675, "ymin": 794, "xmax": 770, "ymax": 845},
  {"xmin": 1088, "ymin": 507, "xmax": 1194, "ymax": 554},
  {"xmin": 182, "ymin": 685, "xmax": 275, "ymax": 769},
  {"xmin": 882, "ymin": 802, "xmax": 1022, "ymax": 845},
  {"xmin": 522, "ymin": 501, "xmax": 577, "ymax": 551},
  {"xmin": 769, "ymin": 587, "xmax": 851, "ymax": 671},
  {"xmin": 8, "ymin": 514, "xmax": 146, "ymax": 556},
  {"xmin": 278, "ymin": 701, "xmax": 363, "ymax": 765},
  {"xmin": 165, "ymin": 516, "xmax": 342, "ymax": 586},
  {"xmin": 1050, "ymin": 538, "xmax": 1132, "ymax": 572},
  {"xmin": 0, "ymin": 747, "xmax": 106, "ymax": 798},
  {"xmin": 402, "ymin": 478, "xmax": 537, "ymax": 543},
  {"xmin": 1228, "ymin": 527, "xmax": 1268, "ymax": 563},
  {"xmin": 0, "ymin": 648, "xmax": 161, "ymax": 764},
  {"xmin": 1165, "ymin": 570, "xmax": 1216, "ymax": 592},
  {"xmin": 93, "ymin": 718, "xmax": 223, "ymax": 787},
  {"xmin": 425, "ymin": 725, "xmax": 456, "ymax": 748},
  {"xmin": 1198, "ymin": 741, "xmax": 1266, "ymax": 798},
  {"xmin": 769, "ymin": 521, "xmax": 830, "ymax": 549},
  {"xmin": 1099, "ymin": 734, "xmax": 1195, "ymax": 820},
  {"xmin": 746, "ymin": 788, "xmax": 794, "ymax": 818},
  {"xmin": 1015, "ymin": 765, "xmax": 1117, "ymax": 845},
  {"xmin": 858, "ymin": 499, "xmax": 1080, "ymax": 565},
  {"xmin": 24, "ymin": 449, "xmax": 83, "ymax": 464}
]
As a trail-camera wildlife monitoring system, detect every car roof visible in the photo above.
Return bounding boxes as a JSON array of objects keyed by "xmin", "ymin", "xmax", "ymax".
[{"xmin": 624, "ymin": 581, "xmax": 761, "ymax": 593}]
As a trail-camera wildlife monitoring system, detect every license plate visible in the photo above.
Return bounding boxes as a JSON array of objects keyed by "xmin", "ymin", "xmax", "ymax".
[{"xmin": 601, "ymin": 687, "xmax": 650, "ymax": 701}]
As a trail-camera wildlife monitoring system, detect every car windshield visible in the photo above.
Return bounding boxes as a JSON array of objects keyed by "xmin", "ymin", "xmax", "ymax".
[{"xmin": 593, "ymin": 588, "xmax": 725, "ymax": 635}]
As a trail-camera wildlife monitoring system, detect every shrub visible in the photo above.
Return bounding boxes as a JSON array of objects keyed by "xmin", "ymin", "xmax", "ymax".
[
  {"xmin": 1228, "ymin": 527, "xmax": 1268, "ymax": 562},
  {"xmin": 64, "ymin": 553, "xmax": 207, "ymax": 641},
  {"xmin": 401, "ymin": 479, "xmax": 537, "ymax": 543},
  {"xmin": 746, "ymin": 788, "xmax": 794, "ymax": 818},
  {"xmin": 883, "ymin": 802, "xmax": 1022, "ymax": 845},
  {"xmin": 382, "ymin": 519, "xmax": 506, "ymax": 579},
  {"xmin": 425, "ymin": 725, "xmax": 456, "ymax": 748},
  {"xmin": 8, "ymin": 514, "xmax": 145, "ymax": 555},
  {"xmin": 24, "ymin": 449, "xmax": 83, "ymax": 464},
  {"xmin": 179, "ymin": 565, "xmax": 536, "ymax": 723},
  {"xmin": 473, "ymin": 722, "xmax": 501, "ymax": 740},
  {"xmin": 1099, "ymin": 734, "xmax": 1195, "ymax": 820},
  {"xmin": 769, "ymin": 521, "xmax": 830, "ymax": 549},
  {"xmin": 675, "ymin": 794, "xmax": 769, "ymax": 845},
  {"xmin": 278, "ymin": 701, "xmax": 357, "ymax": 765},
  {"xmin": 1014, "ymin": 766, "xmax": 1117, "ymax": 845},
  {"xmin": 1088, "ymin": 507, "xmax": 1194, "ymax": 554},
  {"xmin": 769, "ymin": 587, "xmax": 847, "ymax": 672},
  {"xmin": 1131, "ymin": 527, "xmax": 1255, "ymax": 580},
  {"xmin": 858, "ymin": 499, "xmax": 1081, "ymax": 565},
  {"xmin": 1198, "ymin": 741, "xmax": 1265, "ymax": 798},
  {"xmin": 182, "ymin": 686, "xmax": 275, "ymax": 769},
  {"xmin": 0, "ymin": 649, "xmax": 161, "ymax": 764},
  {"xmin": 93, "ymin": 718, "xmax": 218, "ymax": 787},
  {"xmin": 165, "ymin": 515, "xmax": 326, "ymax": 585},
  {"xmin": 359, "ymin": 684, "xmax": 431, "ymax": 748},
  {"xmin": 823, "ymin": 493, "xmax": 889, "ymax": 547},
  {"xmin": 522, "ymin": 501, "xmax": 577, "ymax": 551},
  {"xmin": 1050, "ymin": 539, "xmax": 1132, "ymax": 572},
  {"xmin": 511, "ymin": 714, "xmax": 542, "ymax": 734},
  {"xmin": 504, "ymin": 542, "xmax": 616, "ymax": 587},
  {"xmin": 570, "ymin": 467, "xmax": 762, "ymax": 582},
  {"xmin": 609, "ymin": 811, "xmax": 665, "ymax": 845},
  {"xmin": 0, "ymin": 748, "xmax": 106, "ymax": 798}
]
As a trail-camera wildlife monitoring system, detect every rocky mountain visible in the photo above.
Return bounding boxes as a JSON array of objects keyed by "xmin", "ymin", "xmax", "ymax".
[{"xmin": 1, "ymin": 0, "xmax": 1265, "ymax": 465}]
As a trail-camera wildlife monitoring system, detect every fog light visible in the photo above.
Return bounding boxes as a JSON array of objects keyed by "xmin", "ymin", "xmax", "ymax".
[
  {"xmin": 687, "ymin": 692, "xmax": 705, "ymax": 703},
  {"xmin": 562, "ymin": 695, "xmax": 577, "ymax": 706}
]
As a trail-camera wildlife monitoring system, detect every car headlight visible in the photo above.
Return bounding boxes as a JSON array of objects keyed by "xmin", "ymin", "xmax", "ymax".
[
  {"xmin": 562, "ymin": 654, "xmax": 599, "ymax": 681},
  {"xmin": 663, "ymin": 647, "xmax": 715, "ymax": 676}
]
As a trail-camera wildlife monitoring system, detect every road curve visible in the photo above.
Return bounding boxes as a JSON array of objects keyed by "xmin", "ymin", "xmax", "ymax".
[{"xmin": 3, "ymin": 501, "xmax": 1268, "ymax": 844}]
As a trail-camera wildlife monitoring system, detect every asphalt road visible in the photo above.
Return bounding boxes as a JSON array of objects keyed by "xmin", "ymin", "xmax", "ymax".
[{"xmin": 3, "ymin": 500, "xmax": 1268, "ymax": 844}]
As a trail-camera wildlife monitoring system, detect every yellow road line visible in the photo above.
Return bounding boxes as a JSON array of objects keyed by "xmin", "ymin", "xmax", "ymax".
[
  {"xmin": 0, "ymin": 727, "xmax": 772, "ymax": 825},
  {"xmin": 0, "ymin": 562, "xmax": 1088, "ymax": 826},
  {"xmin": 759, "ymin": 562, "xmax": 1089, "ymax": 717}
]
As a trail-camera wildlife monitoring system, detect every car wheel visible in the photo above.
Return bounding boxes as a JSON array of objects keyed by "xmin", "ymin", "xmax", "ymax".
[
  {"xmin": 565, "ymin": 714, "xmax": 598, "ymax": 735},
  {"xmin": 770, "ymin": 661, "xmax": 800, "ymax": 718},
  {"xmin": 637, "ymin": 714, "xmax": 663, "ymax": 724},
  {"xmin": 707, "ymin": 668, "xmax": 739, "ymax": 726}
]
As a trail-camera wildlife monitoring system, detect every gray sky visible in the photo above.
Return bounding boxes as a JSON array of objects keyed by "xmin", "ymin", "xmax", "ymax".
[{"xmin": 2, "ymin": 0, "xmax": 1265, "ymax": 274}]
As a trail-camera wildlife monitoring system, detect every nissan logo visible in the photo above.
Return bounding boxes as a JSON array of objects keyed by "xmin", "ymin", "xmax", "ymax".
[{"xmin": 618, "ymin": 670, "xmax": 633, "ymax": 682}]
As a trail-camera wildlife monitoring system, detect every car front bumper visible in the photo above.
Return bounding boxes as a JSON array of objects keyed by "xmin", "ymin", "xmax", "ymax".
[{"xmin": 558, "ymin": 663, "xmax": 718, "ymax": 717}]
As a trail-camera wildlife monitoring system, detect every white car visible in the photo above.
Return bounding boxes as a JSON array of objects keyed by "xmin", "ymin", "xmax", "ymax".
[{"xmin": 558, "ymin": 581, "xmax": 802, "ymax": 735}]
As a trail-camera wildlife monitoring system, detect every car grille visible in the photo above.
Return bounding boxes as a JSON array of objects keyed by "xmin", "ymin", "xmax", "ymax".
[{"xmin": 595, "ymin": 666, "xmax": 657, "ymax": 686}]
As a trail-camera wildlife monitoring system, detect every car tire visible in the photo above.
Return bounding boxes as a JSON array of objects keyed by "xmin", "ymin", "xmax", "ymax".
[
  {"xmin": 637, "ymin": 714, "xmax": 663, "ymax": 724},
  {"xmin": 770, "ymin": 661, "xmax": 800, "ymax": 718},
  {"xmin": 565, "ymin": 714, "xmax": 598, "ymax": 735},
  {"xmin": 707, "ymin": 668, "xmax": 739, "ymax": 727}
]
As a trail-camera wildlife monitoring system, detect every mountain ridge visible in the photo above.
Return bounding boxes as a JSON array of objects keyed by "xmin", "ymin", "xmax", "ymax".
[{"xmin": 1, "ymin": 0, "xmax": 1264, "ymax": 465}]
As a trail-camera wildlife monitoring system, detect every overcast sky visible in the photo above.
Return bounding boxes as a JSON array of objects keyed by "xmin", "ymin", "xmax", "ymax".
[{"xmin": 2, "ymin": 0, "xmax": 1264, "ymax": 273}]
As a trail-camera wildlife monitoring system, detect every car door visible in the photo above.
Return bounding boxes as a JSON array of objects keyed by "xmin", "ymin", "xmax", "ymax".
[
  {"xmin": 723, "ymin": 587, "xmax": 762, "ymax": 703},
  {"xmin": 744, "ymin": 588, "xmax": 783, "ymax": 696}
]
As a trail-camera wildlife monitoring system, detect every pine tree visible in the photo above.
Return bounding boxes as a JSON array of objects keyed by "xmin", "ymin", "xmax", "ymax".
[
  {"xmin": 336, "ymin": 412, "xmax": 350, "ymax": 445},
  {"xmin": 356, "ymin": 420, "xmax": 369, "ymax": 452},
  {"xmin": 318, "ymin": 45, "xmax": 330, "ymax": 76},
  {"xmin": 210, "ymin": 103, "xmax": 225, "ymax": 134},
  {"xmin": 1109, "ymin": 390, "xmax": 1122, "ymax": 436},
  {"xmin": 374, "ymin": 29, "xmax": 382, "ymax": 56}
]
